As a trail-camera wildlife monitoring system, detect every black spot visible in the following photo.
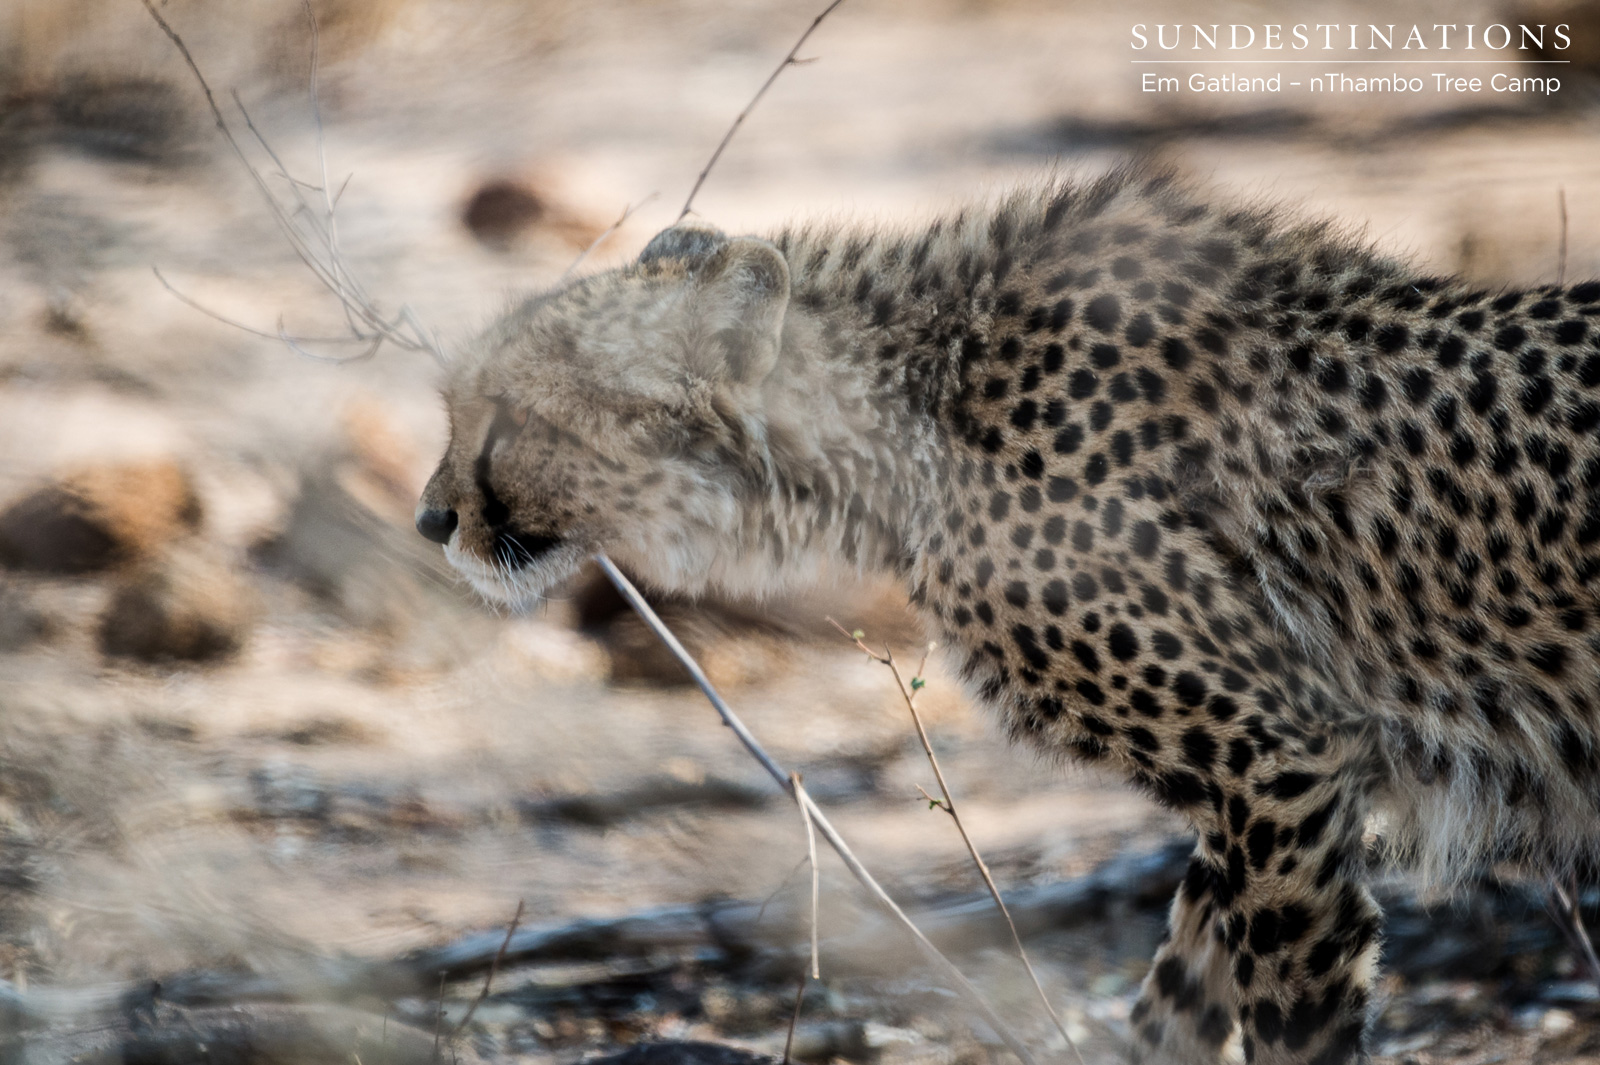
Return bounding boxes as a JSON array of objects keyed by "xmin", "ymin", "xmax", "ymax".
[
  {"xmin": 1528, "ymin": 643, "xmax": 1568, "ymax": 676},
  {"xmin": 1086, "ymin": 294, "xmax": 1121, "ymax": 332},
  {"xmin": 1375, "ymin": 323, "xmax": 1408, "ymax": 354},
  {"xmin": 1437, "ymin": 334, "xmax": 1465, "ymax": 367},
  {"xmin": 1125, "ymin": 313, "xmax": 1155, "ymax": 347},
  {"xmin": 1152, "ymin": 631, "xmax": 1184, "ymax": 659},
  {"xmin": 1359, "ymin": 374, "xmax": 1388, "ymax": 411},
  {"xmin": 1136, "ymin": 367, "xmax": 1166, "ymax": 404},
  {"xmin": 1264, "ymin": 772, "xmax": 1319, "ymax": 799},
  {"xmin": 1012, "ymin": 623, "xmax": 1047, "ymax": 669},
  {"xmin": 1317, "ymin": 359, "xmax": 1349, "ymax": 393},
  {"xmin": 1494, "ymin": 323, "xmax": 1527, "ymax": 352},
  {"xmin": 1246, "ymin": 819, "xmax": 1277, "ymax": 870},
  {"xmin": 1161, "ymin": 336, "xmax": 1192, "ymax": 370},
  {"xmin": 1402, "ymin": 368, "xmax": 1434, "ymax": 404},
  {"xmin": 1254, "ymin": 1000, "xmax": 1284, "ymax": 1044},
  {"xmin": 1047, "ymin": 476, "xmax": 1078, "ymax": 503},
  {"xmin": 1197, "ymin": 1005, "xmax": 1231, "ymax": 1048},
  {"xmin": 1173, "ymin": 672, "xmax": 1207, "ymax": 706},
  {"xmin": 1181, "ymin": 727, "xmax": 1218, "ymax": 771},
  {"xmin": 1131, "ymin": 521, "xmax": 1160, "ymax": 558},
  {"xmin": 1108, "ymin": 623, "xmax": 1139, "ymax": 661},
  {"xmin": 1521, "ymin": 376, "xmax": 1555, "ymax": 416},
  {"xmin": 1153, "ymin": 770, "xmax": 1207, "ymax": 808}
]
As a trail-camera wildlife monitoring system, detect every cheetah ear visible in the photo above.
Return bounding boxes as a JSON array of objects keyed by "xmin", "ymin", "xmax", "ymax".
[
  {"xmin": 691, "ymin": 236, "xmax": 790, "ymax": 387},
  {"xmin": 638, "ymin": 222, "xmax": 729, "ymax": 268}
]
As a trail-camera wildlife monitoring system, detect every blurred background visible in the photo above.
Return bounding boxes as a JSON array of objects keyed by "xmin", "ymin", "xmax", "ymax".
[{"xmin": 4, "ymin": 1, "xmax": 1600, "ymax": 1062}]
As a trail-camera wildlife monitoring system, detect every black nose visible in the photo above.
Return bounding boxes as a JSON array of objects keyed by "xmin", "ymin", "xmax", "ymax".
[{"xmin": 416, "ymin": 507, "xmax": 458, "ymax": 545}]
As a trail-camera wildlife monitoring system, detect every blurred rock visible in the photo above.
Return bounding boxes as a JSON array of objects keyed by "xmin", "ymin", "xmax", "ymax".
[
  {"xmin": 463, "ymin": 178, "xmax": 549, "ymax": 248},
  {"xmin": 98, "ymin": 548, "xmax": 256, "ymax": 663},
  {"xmin": 0, "ymin": 460, "xmax": 202, "ymax": 574},
  {"xmin": 46, "ymin": 75, "xmax": 193, "ymax": 163},
  {"xmin": 461, "ymin": 176, "xmax": 605, "ymax": 251}
]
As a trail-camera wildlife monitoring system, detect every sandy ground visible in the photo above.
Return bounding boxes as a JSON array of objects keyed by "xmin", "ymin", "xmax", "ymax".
[{"xmin": 7, "ymin": 0, "xmax": 1600, "ymax": 1061}]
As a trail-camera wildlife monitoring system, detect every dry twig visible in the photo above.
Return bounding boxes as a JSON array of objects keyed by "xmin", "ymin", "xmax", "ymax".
[
  {"xmin": 594, "ymin": 555, "xmax": 1040, "ymax": 1065},
  {"xmin": 829, "ymin": 619, "xmax": 1087, "ymax": 1065},
  {"xmin": 1559, "ymin": 186, "xmax": 1570, "ymax": 286},
  {"xmin": 678, "ymin": 0, "xmax": 849, "ymax": 220},
  {"xmin": 783, "ymin": 772, "xmax": 821, "ymax": 1065},
  {"xmin": 448, "ymin": 900, "xmax": 524, "ymax": 1041},
  {"xmin": 1551, "ymin": 876, "xmax": 1600, "ymax": 996},
  {"xmin": 790, "ymin": 772, "xmax": 822, "ymax": 981},
  {"xmin": 139, "ymin": 0, "xmax": 445, "ymax": 366},
  {"xmin": 558, "ymin": 197, "xmax": 658, "ymax": 284},
  {"xmin": 781, "ymin": 969, "xmax": 808, "ymax": 1065},
  {"xmin": 430, "ymin": 973, "xmax": 446, "ymax": 1062}
]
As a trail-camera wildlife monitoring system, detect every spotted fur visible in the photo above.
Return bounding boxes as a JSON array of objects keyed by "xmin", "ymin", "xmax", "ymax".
[{"xmin": 418, "ymin": 167, "xmax": 1600, "ymax": 1064}]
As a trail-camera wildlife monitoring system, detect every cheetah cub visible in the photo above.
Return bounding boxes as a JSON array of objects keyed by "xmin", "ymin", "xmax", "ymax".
[{"xmin": 418, "ymin": 167, "xmax": 1600, "ymax": 1064}]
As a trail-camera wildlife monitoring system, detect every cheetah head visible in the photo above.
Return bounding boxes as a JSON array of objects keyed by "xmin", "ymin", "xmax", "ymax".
[{"xmin": 416, "ymin": 222, "xmax": 796, "ymax": 607}]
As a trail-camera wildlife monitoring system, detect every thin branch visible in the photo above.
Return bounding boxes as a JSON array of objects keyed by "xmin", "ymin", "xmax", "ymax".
[
  {"xmin": 303, "ymin": 0, "xmax": 356, "ymax": 335},
  {"xmin": 756, "ymin": 855, "xmax": 813, "ymax": 924},
  {"xmin": 791, "ymin": 772, "xmax": 821, "ymax": 980},
  {"xmin": 557, "ymin": 195, "xmax": 658, "ymax": 285},
  {"xmin": 139, "ymin": 0, "xmax": 447, "ymax": 368},
  {"xmin": 781, "ymin": 971, "xmax": 807, "ymax": 1065},
  {"xmin": 430, "ymin": 973, "xmax": 445, "ymax": 1062},
  {"xmin": 828, "ymin": 618, "xmax": 1087, "ymax": 1065},
  {"xmin": 151, "ymin": 268, "xmax": 366, "ymax": 347},
  {"xmin": 1559, "ymin": 186, "xmax": 1570, "ymax": 287},
  {"xmin": 1552, "ymin": 876, "xmax": 1600, "ymax": 996},
  {"xmin": 594, "ymin": 555, "xmax": 1039, "ymax": 1065},
  {"xmin": 783, "ymin": 772, "xmax": 820, "ymax": 1065},
  {"xmin": 449, "ymin": 900, "xmax": 523, "ymax": 1040},
  {"xmin": 677, "ymin": 0, "xmax": 849, "ymax": 221}
]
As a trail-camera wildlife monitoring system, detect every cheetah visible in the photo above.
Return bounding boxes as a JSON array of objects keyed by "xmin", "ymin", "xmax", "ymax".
[{"xmin": 415, "ymin": 166, "xmax": 1600, "ymax": 1064}]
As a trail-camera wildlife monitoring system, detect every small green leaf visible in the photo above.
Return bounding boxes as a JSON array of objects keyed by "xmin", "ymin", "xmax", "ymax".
[
  {"xmin": 909, "ymin": 676, "xmax": 926, "ymax": 691},
  {"xmin": 927, "ymin": 798, "xmax": 942, "ymax": 810},
  {"xmin": 851, "ymin": 629, "xmax": 865, "ymax": 640}
]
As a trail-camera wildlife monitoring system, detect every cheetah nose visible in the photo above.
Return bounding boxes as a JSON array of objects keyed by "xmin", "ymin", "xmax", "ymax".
[{"xmin": 415, "ymin": 507, "xmax": 458, "ymax": 545}]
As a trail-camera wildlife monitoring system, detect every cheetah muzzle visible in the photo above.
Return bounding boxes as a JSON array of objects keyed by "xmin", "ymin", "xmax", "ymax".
[{"xmin": 418, "ymin": 167, "xmax": 1600, "ymax": 1064}]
